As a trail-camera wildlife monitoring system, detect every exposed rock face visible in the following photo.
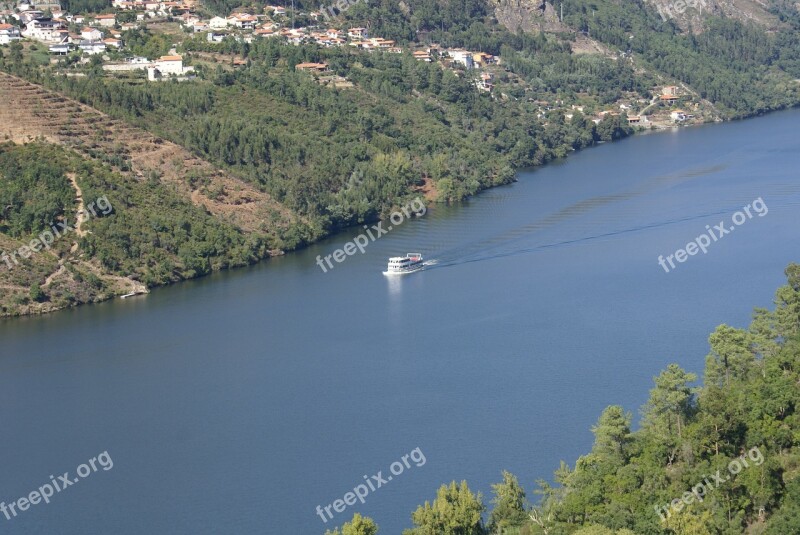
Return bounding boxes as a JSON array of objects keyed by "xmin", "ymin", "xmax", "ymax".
[
  {"xmin": 489, "ymin": 0, "xmax": 567, "ymax": 33},
  {"xmin": 646, "ymin": 0, "xmax": 780, "ymax": 31},
  {"xmin": 490, "ymin": 0, "xmax": 782, "ymax": 35}
]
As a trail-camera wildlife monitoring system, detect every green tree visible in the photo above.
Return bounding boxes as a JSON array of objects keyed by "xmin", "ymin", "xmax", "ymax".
[
  {"xmin": 29, "ymin": 282, "xmax": 45, "ymax": 302},
  {"xmin": 765, "ymin": 477, "xmax": 800, "ymax": 534},
  {"xmin": 404, "ymin": 481, "xmax": 485, "ymax": 535},
  {"xmin": 704, "ymin": 324, "xmax": 755, "ymax": 386},
  {"xmin": 773, "ymin": 263, "xmax": 800, "ymax": 338},
  {"xmin": 590, "ymin": 406, "xmax": 632, "ymax": 461},
  {"xmin": 324, "ymin": 513, "xmax": 379, "ymax": 535},
  {"xmin": 642, "ymin": 363, "xmax": 697, "ymax": 439},
  {"xmin": 488, "ymin": 471, "xmax": 527, "ymax": 533}
]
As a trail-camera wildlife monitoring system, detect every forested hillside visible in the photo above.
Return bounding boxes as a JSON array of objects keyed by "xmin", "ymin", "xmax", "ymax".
[
  {"xmin": 5, "ymin": 0, "xmax": 798, "ymax": 233},
  {"xmin": 325, "ymin": 264, "xmax": 800, "ymax": 534},
  {"xmin": 0, "ymin": 137, "xmax": 299, "ymax": 316},
  {"xmin": 1, "ymin": 38, "xmax": 633, "ymax": 234}
]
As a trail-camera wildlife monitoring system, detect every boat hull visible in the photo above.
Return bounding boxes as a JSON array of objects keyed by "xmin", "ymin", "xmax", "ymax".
[{"xmin": 383, "ymin": 264, "xmax": 424, "ymax": 276}]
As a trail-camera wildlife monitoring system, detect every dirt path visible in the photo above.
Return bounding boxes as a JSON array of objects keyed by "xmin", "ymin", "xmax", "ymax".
[
  {"xmin": 43, "ymin": 265, "xmax": 65, "ymax": 288},
  {"xmin": 638, "ymin": 96, "xmax": 659, "ymax": 116},
  {"xmin": 67, "ymin": 173, "xmax": 88, "ymax": 238}
]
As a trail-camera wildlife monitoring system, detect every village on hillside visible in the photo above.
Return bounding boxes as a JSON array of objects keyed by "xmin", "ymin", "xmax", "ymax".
[{"xmin": 0, "ymin": 0, "xmax": 707, "ymax": 127}]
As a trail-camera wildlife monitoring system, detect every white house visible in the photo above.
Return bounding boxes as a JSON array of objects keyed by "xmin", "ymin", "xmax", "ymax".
[
  {"xmin": 19, "ymin": 10, "xmax": 44, "ymax": 24},
  {"xmin": 78, "ymin": 40, "xmax": 106, "ymax": 54},
  {"xmin": 49, "ymin": 42, "xmax": 71, "ymax": 54},
  {"xmin": 230, "ymin": 14, "xmax": 256, "ymax": 29},
  {"xmin": 449, "ymin": 49, "xmax": 474, "ymax": 69},
  {"xmin": 81, "ymin": 26, "xmax": 102, "ymax": 41},
  {"xmin": 95, "ymin": 14, "xmax": 116, "ymax": 27},
  {"xmin": 207, "ymin": 31, "xmax": 225, "ymax": 43},
  {"xmin": 147, "ymin": 54, "xmax": 196, "ymax": 80},
  {"xmin": 155, "ymin": 54, "xmax": 184, "ymax": 74},
  {"xmin": 208, "ymin": 16, "xmax": 229, "ymax": 29},
  {"xmin": 671, "ymin": 110, "xmax": 687, "ymax": 122},
  {"xmin": 181, "ymin": 13, "xmax": 200, "ymax": 27},
  {"xmin": 348, "ymin": 27, "xmax": 367, "ymax": 39},
  {"xmin": 0, "ymin": 23, "xmax": 22, "ymax": 44},
  {"xmin": 22, "ymin": 18, "xmax": 66, "ymax": 43}
]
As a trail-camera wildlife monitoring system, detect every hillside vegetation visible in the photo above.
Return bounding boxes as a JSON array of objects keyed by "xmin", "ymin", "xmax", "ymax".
[{"xmin": 0, "ymin": 135, "xmax": 305, "ymax": 316}]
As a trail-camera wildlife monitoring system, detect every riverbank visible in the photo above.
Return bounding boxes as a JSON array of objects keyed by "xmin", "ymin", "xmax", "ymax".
[
  {"xmin": 0, "ymin": 99, "xmax": 792, "ymax": 318},
  {"xmin": 0, "ymin": 60, "xmax": 796, "ymax": 318}
]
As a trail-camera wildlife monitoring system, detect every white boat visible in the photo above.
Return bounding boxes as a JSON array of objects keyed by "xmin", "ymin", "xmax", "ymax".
[{"xmin": 383, "ymin": 253, "xmax": 424, "ymax": 275}]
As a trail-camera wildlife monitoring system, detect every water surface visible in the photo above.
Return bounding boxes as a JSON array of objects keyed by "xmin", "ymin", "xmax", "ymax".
[{"xmin": 1, "ymin": 110, "xmax": 799, "ymax": 534}]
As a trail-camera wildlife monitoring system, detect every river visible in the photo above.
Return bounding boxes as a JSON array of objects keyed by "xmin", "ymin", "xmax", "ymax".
[{"xmin": 1, "ymin": 109, "xmax": 798, "ymax": 534}]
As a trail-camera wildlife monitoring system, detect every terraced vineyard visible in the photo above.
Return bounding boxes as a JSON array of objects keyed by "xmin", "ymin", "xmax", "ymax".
[
  {"xmin": 0, "ymin": 70, "xmax": 305, "ymax": 317},
  {"xmin": 0, "ymin": 71, "xmax": 298, "ymax": 235}
]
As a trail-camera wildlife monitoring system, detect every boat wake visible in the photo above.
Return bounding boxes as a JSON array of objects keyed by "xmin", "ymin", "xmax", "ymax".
[{"xmin": 420, "ymin": 201, "xmax": 794, "ymax": 271}]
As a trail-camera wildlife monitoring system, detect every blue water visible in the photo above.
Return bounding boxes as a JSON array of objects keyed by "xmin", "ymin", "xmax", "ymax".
[{"xmin": 1, "ymin": 109, "xmax": 798, "ymax": 534}]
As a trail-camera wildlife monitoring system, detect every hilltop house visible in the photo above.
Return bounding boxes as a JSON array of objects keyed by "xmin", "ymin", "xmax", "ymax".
[
  {"xmin": 48, "ymin": 42, "xmax": 71, "ymax": 54},
  {"xmin": 472, "ymin": 52, "xmax": 495, "ymax": 66},
  {"xmin": 295, "ymin": 62, "xmax": 328, "ymax": 73},
  {"xmin": 671, "ymin": 110, "xmax": 687, "ymax": 122},
  {"xmin": 449, "ymin": 49, "xmax": 474, "ymax": 69},
  {"xmin": 19, "ymin": 10, "xmax": 44, "ymax": 24},
  {"xmin": 660, "ymin": 85, "xmax": 680, "ymax": 102},
  {"xmin": 413, "ymin": 50, "xmax": 432, "ymax": 62},
  {"xmin": 348, "ymin": 27, "xmax": 367, "ymax": 39},
  {"xmin": 81, "ymin": 26, "xmax": 102, "ymax": 40},
  {"xmin": 78, "ymin": 40, "xmax": 106, "ymax": 54},
  {"xmin": 0, "ymin": 23, "xmax": 22, "ymax": 44},
  {"xmin": 208, "ymin": 16, "xmax": 229, "ymax": 29},
  {"xmin": 230, "ymin": 13, "xmax": 257, "ymax": 29},
  {"xmin": 147, "ymin": 55, "xmax": 194, "ymax": 81},
  {"xmin": 23, "ymin": 18, "xmax": 67, "ymax": 43},
  {"xmin": 478, "ymin": 72, "xmax": 494, "ymax": 91},
  {"xmin": 95, "ymin": 13, "xmax": 116, "ymax": 27}
]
